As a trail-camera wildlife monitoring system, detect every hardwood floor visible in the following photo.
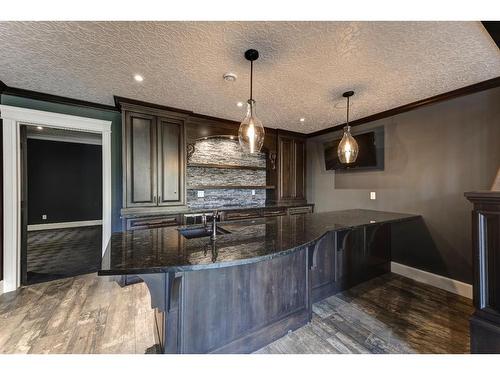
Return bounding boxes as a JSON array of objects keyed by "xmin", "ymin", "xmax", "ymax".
[
  {"xmin": 0, "ymin": 273, "xmax": 156, "ymax": 354},
  {"xmin": 0, "ymin": 273, "xmax": 473, "ymax": 354},
  {"xmin": 258, "ymin": 274, "xmax": 473, "ymax": 354}
]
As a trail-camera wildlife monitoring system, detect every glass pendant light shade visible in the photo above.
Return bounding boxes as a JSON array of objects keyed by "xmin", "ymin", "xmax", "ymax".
[
  {"xmin": 337, "ymin": 90, "xmax": 359, "ymax": 164},
  {"xmin": 239, "ymin": 99, "xmax": 265, "ymax": 153},
  {"xmin": 239, "ymin": 49, "xmax": 265, "ymax": 154},
  {"xmin": 337, "ymin": 125, "xmax": 359, "ymax": 164}
]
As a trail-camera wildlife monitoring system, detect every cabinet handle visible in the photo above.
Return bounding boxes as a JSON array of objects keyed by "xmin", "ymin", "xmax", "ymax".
[{"xmin": 264, "ymin": 211, "xmax": 285, "ymax": 215}]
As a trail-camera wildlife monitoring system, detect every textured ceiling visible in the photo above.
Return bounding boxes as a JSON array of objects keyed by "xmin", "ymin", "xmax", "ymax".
[{"xmin": 0, "ymin": 21, "xmax": 498, "ymax": 133}]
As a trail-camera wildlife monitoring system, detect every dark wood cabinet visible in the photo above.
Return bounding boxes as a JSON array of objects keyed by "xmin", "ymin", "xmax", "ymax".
[
  {"xmin": 465, "ymin": 191, "xmax": 500, "ymax": 353},
  {"xmin": 221, "ymin": 205, "xmax": 313, "ymax": 222},
  {"xmin": 277, "ymin": 132, "xmax": 306, "ymax": 203},
  {"xmin": 125, "ymin": 111, "xmax": 158, "ymax": 207},
  {"xmin": 124, "ymin": 214, "xmax": 181, "ymax": 231},
  {"xmin": 365, "ymin": 223, "xmax": 392, "ymax": 275},
  {"xmin": 157, "ymin": 117, "xmax": 185, "ymax": 205},
  {"xmin": 223, "ymin": 209, "xmax": 261, "ymax": 221},
  {"xmin": 120, "ymin": 100, "xmax": 187, "ymax": 215},
  {"xmin": 336, "ymin": 228, "xmax": 366, "ymax": 290},
  {"xmin": 311, "ymin": 232, "xmax": 336, "ymax": 302},
  {"xmin": 311, "ymin": 224, "xmax": 391, "ymax": 302}
]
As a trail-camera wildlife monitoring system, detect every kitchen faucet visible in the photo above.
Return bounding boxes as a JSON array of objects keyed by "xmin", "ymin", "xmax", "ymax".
[{"xmin": 211, "ymin": 210, "xmax": 219, "ymax": 240}]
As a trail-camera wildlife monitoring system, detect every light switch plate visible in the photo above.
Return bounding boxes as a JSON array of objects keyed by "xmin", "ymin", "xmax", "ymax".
[
  {"xmin": 197, "ymin": 190, "xmax": 205, "ymax": 198},
  {"xmin": 370, "ymin": 192, "xmax": 376, "ymax": 200},
  {"xmin": 42, "ymin": 214, "xmax": 47, "ymax": 220}
]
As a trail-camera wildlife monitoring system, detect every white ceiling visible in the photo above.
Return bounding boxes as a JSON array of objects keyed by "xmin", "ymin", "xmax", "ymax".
[{"xmin": 0, "ymin": 21, "xmax": 498, "ymax": 133}]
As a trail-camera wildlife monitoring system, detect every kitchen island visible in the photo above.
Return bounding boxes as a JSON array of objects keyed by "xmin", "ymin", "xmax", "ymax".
[{"xmin": 99, "ymin": 209, "xmax": 419, "ymax": 353}]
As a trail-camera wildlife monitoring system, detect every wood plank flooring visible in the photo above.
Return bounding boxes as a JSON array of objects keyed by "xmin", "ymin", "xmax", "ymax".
[
  {"xmin": 0, "ymin": 274, "xmax": 156, "ymax": 354},
  {"xmin": 257, "ymin": 274, "xmax": 473, "ymax": 354},
  {"xmin": 0, "ymin": 273, "xmax": 473, "ymax": 354}
]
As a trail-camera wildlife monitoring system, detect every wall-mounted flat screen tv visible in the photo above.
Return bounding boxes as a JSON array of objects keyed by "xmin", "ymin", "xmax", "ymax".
[{"xmin": 323, "ymin": 127, "xmax": 384, "ymax": 171}]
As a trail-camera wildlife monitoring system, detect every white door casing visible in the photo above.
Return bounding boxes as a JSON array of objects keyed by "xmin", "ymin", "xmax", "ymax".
[{"xmin": 1, "ymin": 105, "xmax": 112, "ymax": 293}]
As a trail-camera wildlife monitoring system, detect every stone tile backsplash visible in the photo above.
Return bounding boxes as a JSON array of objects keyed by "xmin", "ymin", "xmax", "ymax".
[
  {"xmin": 187, "ymin": 166, "xmax": 266, "ymax": 188},
  {"xmin": 187, "ymin": 189, "xmax": 266, "ymax": 209},
  {"xmin": 189, "ymin": 138, "xmax": 266, "ymax": 167},
  {"xmin": 187, "ymin": 137, "xmax": 267, "ymax": 209}
]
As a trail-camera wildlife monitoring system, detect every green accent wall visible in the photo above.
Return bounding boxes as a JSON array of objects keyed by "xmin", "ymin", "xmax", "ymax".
[{"xmin": 0, "ymin": 94, "xmax": 123, "ymax": 232}]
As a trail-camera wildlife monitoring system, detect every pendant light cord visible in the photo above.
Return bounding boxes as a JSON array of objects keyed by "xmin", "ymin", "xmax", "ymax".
[
  {"xmin": 250, "ymin": 60, "xmax": 253, "ymax": 101},
  {"xmin": 346, "ymin": 96, "xmax": 350, "ymax": 127}
]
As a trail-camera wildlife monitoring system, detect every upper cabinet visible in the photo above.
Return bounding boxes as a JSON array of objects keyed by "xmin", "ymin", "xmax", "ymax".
[
  {"xmin": 277, "ymin": 132, "xmax": 306, "ymax": 203},
  {"xmin": 125, "ymin": 111, "xmax": 157, "ymax": 207},
  {"xmin": 157, "ymin": 117, "xmax": 185, "ymax": 205},
  {"xmin": 120, "ymin": 100, "xmax": 187, "ymax": 214}
]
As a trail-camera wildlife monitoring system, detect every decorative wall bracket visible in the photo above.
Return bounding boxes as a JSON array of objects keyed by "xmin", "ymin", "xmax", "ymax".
[{"xmin": 186, "ymin": 143, "xmax": 196, "ymax": 162}]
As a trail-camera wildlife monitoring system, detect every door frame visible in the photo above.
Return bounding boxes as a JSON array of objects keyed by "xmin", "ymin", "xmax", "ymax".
[{"xmin": 0, "ymin": 105, "xmax": 112, "ymax": 293}]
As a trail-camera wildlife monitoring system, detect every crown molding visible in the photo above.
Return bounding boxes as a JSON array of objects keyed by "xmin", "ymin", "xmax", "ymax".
[
  {"xmin": 0, "ymin": 81, "xmax": 118, "ymax": 113},
  {"xmin": 307, "ymin": 76, "xmax": 500, "ymax": 138}
]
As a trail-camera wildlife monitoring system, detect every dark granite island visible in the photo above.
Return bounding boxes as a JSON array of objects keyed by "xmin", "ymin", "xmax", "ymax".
[{"xmin": 99, "ymin": 209, "xmax": 419, "ymax": 354}]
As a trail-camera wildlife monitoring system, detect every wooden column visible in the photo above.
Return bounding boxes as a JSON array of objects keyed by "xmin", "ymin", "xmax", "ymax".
[{"xmin": 465, "ymin": 191, "xmax": 500, "ymax": 353}]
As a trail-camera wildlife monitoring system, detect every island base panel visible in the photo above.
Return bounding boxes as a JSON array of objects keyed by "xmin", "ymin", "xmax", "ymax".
[{"xmin": 145, "ymin": 247, "xmax": 311, "ymax": 354}]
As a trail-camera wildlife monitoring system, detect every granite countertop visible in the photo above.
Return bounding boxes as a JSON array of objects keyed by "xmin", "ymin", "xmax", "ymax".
[
  {"xmin": 100, "ymin": 209, "xmax": 420, "ymax": 276},
  {"xmin": 121, "ymin": 201, "xmax": 315, "ymax": 218}
]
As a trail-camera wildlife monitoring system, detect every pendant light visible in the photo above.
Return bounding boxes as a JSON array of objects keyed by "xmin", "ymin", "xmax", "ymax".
[
  {"xmin": 239, "ymin": 49, "xmax": 265, "ymax": 154},
  {"xmin": 337, "ymin": 91, "xmax": 359, "ymax": 164}
]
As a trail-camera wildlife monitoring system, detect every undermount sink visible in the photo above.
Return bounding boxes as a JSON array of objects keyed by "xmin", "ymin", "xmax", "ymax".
[{"xmin": 178, "ymin": 226, "xmax": 231, "ymax": 239}]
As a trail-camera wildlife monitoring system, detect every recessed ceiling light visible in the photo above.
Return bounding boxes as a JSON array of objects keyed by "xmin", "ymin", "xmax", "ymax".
[
  {"xmin": 237, "ymin": 102, "xmax": 244, "ymax": 107},
  {"xmin": 300, "ymin": 118, "xmax": 305, "ymax": 122},
  {"xmin": 134, "ymin": 74, "xmax": 144, "ymax": 82},
  {"xmin": 37, "ymin": 126, "xmax": 43, "ymax": 130},
  {"xmin": 223, "ymin": 72, "xmax": 237, "ymax": 82}
]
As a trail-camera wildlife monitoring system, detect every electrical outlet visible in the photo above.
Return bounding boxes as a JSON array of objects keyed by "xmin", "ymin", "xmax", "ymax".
[
  {"xmin": 370, "ymin": 192, "xmax": 376, "ymax": 200},
  {"xmin": 42, "ymin": 214, "xmax": 47, "ymax": 220},
  {"xmin": 197, "ymin": 190, "xmax": 205, "ymax": 198},
  {"xmin": 251, "ymin": 189, "xmax": 256, "ymax": 196}
]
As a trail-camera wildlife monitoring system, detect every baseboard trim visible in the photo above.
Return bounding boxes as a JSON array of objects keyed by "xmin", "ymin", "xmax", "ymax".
[
  {"xmin": 28, "ymin": 220, "xmax": 102, "ymax": 231},
  {"xmin": 391, "ymin": 262, "xmax": 472, "ymax": 299}
]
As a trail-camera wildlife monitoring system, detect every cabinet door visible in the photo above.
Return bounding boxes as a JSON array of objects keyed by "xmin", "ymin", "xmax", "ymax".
[
  {"xmin": 365, "ymin": 223, "xmax": 391, "ymax": 274},
  {"xmin": 473, "ymin": 211, "xmax": 500, "ymax": 315},
  {"xmin": 278, "ymin": 135, "xmax": 306, "ymax": 202},
  {"xmin": 294, "ymin": 139, "xmax": 306, "ymax": 200},
  {"xmin": 336, "ymin": 228, "xmax": 365, "ymax": 290},
  {"xmin": 157, "ymin": 117, "xmax": 185, "ymax": 206},
  {"xmin": 278, "ymin": 136, "xmax": 295, "ymax": 200},
  {"xmin": 125, "ymin": 111, "xmax": 157, "ymax": 207},
  {"xmin": 311, "ymin": 232, "xmax": 336, "ymax": 301}
]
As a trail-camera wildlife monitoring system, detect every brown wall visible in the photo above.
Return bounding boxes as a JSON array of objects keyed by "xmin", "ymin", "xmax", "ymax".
[{"xmin": 307, "ymin": 86, "xmax": 500, "ymax": 284}]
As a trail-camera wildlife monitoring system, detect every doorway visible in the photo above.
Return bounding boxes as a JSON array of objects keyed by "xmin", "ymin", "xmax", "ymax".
[
  {"xmin": 1, "ymin": 104, "xmax": 112, "ymax": 293},
  {"xmin": 21, "ymin": 125, "xmax": 103, "ymax": 284}
]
